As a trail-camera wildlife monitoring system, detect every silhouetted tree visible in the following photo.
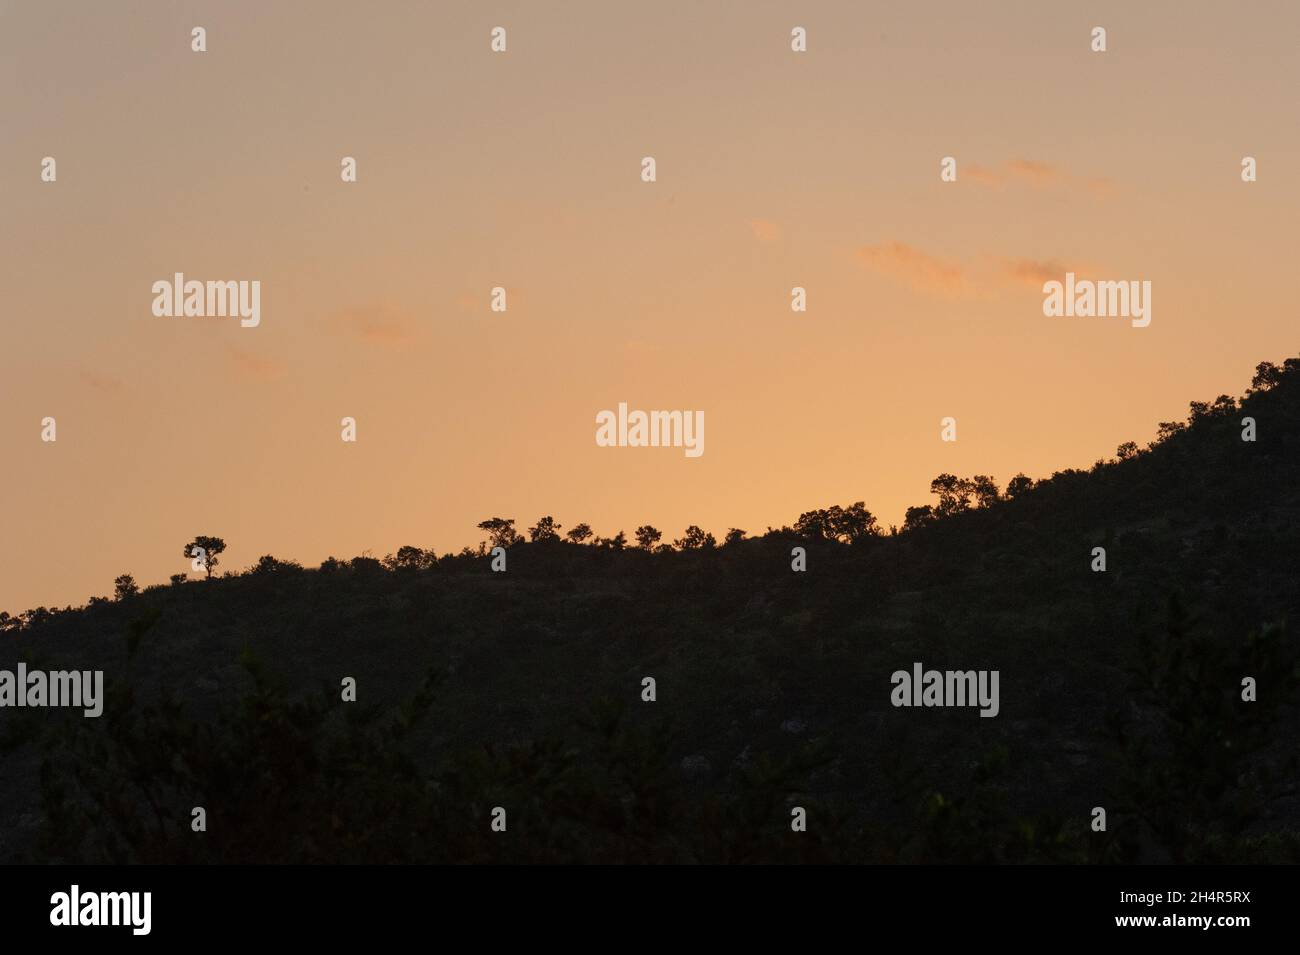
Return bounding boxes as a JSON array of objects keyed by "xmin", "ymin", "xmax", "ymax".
[
  {"xmin": 113, "ymin": 575, "xmax": 138, "ymax": 600},
  {"xmin": 634, "ymin": 525, "xmax": 662, "ymax": 550},
  {"xmin": 384, "ymin": 546, "xmax": 435, "ymax": 570},
  {"xmin": 1155, "ymin": 421, "xmax": 1185, "ymax": 442},
  {"xmin": 794, "ymin": 510, "xmax": 834, "ymax": 540},
  {"xmin": 169, "ymin": 573, "xmax": 187, "ymax": 586},
  {"xmin": 674, "ymin": 525, "xmax": 716, "ymax": 550},
  {"xmin": 182, "ymin": 536, "xmax": 226, "ymax": 579},
  {"xmin": 838, "ymin": 503, "xmax": 882, "ymax": 542},
  {"xmin": 1251, "ymin": 361, "xmax": 1282, "ymax": 392},
  {"xmin": 349, "ymin": 555, "xmax": 384, "ymax": 575},
  {"xmin": 22, "ymin": 607, "xmax": 52, "ymax": 628},
  {"xmin": 566, "ymin": 523, "xmax": 593, "ymax": 544},
  {"xmin": 724, "ymin": 528, "xmax": 746, "ymax": 546},
  {"xmin": 970, "ymin": 476, "xmax": 999, "ymax": 509},
  {"xmin": 1115, "ymin": 441, "xmax": 1139, "ymax": 461},
  {"xmin": 930, "ymin": 474, "xmax": 973, "ymax": 517},
  {"xmin": 528, "ymin": 516, "xmax": 562, "ymax": 543},
  {"xmin": 903, "ymin": 505, "xmax": 934, "ymax": 531},
  {"xmin": 795, "ymin": 504, "xmax": 881, "ymax": 543},
  {"xmin": 595, "ymin": 530, "xmax": 627, "ymax": 550},
  {"xmin": 1005, "ymin": 474, "xmax": 1033, "ymax": 499},
  {"xmin": 251, "ymin": 555, "xmax": 304, "ymax": 575},
  {"xmin": 477, "ymin": 518, "xmax": 521, "ymax": 550},
  {"xmin": 1185, "ymin": 395, "xmax": 1236, "ymax": 424},
  {"xmin": 1211, "ymin": 394, "xmax": 1236, "ymax": 416}
]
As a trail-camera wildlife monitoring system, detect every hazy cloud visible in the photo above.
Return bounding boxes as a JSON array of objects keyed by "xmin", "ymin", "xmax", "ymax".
[
  {"xmin": 999, "ymin": 258, "xmax": 1099, "ymax": 289},
  {"xmin": 965, "ymin": 159, "xmax": 1113, "ymax": 197},
  {"xmin": 855, "ymin": 241, "xmax": 968, "ymax": 296},
  {"xmin": 331, "ymin": 304, "xmax": 417, "ymax": 345},
  {"xmin": 227, "ymin": 345, "xmax": 284, "ymax": 380},
  {"xmin": 856, "ymin": 244, "xmax": 1094, "ymax": 298},
  {"xmin": 1002, "ymin": 258, "xmax": 1070, "ymax": 287},
  {"xmin": 748, "ymin": 219, "xmax": 782, "ymax": 242},
  {"xmin": 1004, "ymin": 159, "xmax": 1059, "ymax": 184},
  {"xmin": 965, "ymin": 164, "xmax": 1003, "ymax": 187}
]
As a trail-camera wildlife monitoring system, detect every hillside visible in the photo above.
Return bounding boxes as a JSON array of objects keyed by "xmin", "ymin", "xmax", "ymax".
[{"xmin": 3, "ymin": 358, "xmax": 1300, "ymax": 863}]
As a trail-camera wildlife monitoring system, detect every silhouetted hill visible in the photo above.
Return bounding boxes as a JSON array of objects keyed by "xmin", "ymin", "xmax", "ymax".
[{"xmin": 3, "ymin": 358, "xmax": 1300, "ymax": 863}]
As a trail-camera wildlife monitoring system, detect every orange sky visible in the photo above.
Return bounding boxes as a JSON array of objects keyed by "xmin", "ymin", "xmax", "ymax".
[{"xmin": 3, "ymin": 0, "xmax": 1298, "ymax": 611}]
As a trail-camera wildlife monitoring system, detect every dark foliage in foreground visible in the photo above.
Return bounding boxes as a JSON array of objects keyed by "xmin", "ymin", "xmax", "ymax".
[{"xmin": 3, "ymin": 358, "xmax": 1300, "ymax": 862}]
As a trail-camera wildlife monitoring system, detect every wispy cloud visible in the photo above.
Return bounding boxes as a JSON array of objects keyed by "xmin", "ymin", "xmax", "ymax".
[
  {"xmin": 855, "ymin": 241, "xmax": 968, "ymax": 296},
  {"xmin": 1000, "ymin": 258, "xmax": 1099, "ymax": 288},
  {"xmin": 856, "ymin": 243, "xmax": 1094, "ymax": 299},
  {"xmin": 331, "ymin": 304, "xmax": 417, "ymax": 345},
  {"xmin": 965, "ymin": 163, "xmax": 1003, "ymax": 187},
  {"xmin": 1004, "ymin": 159, "xmax": 1059, "ymax": 185},
  {"xmin": 964, "ymin": 159, "xmax": 1114, "ymax": 197},
  {"xmin": 227, "ymin": 345, "xmax": 283, "ymax": 381},
  {"xmin": 1001, "ymin": 258, "xmax": 1069, "ymax": 287}
]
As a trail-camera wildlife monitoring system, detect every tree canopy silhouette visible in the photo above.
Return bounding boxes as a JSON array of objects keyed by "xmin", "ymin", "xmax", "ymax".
[
  {"xmin": 182, "ymin": 535, "xmax": 226, "ymax": 579},
  {"xmin": 528, "ymin": 516, "xmax": 562, "ymax": 543},
  {"xmin": 566, "ymin": 523, "xmax": 593, "ymax": 544},
  {"xmin": 477, "ymin": 518, "xmax": 521, "ymax": 550}
]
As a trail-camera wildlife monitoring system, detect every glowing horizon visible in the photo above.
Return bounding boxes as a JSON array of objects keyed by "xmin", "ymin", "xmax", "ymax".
[{"xmin": 4, "ymin": 0, "xmax": 1298, "ymax": 611}]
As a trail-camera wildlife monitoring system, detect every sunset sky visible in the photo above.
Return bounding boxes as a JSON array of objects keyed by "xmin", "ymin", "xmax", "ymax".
[{"xmin": 4, "ymin": 0, "xmax": 1299, "ymax": 612}]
